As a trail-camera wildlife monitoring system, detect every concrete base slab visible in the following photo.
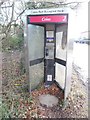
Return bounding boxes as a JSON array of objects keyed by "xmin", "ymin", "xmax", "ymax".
[{"xmin": 39, "ymin": 94, "xmax": 59, "ymax": 107}]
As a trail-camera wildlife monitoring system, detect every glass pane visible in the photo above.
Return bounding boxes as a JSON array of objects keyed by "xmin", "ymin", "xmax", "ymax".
[
  {"xmin": 27, "ymin": 24, "xmax": 44, "ymax": 89},
  {"xmin": 28, "ymin": 24, "xmax": 44, "ymax": 60},
  {"xmin": 29, "ymin": 62, "xmax": 44, "ymax": 90},
  {"xmin": 55, "ymin": 63, "xmax": 65, "ymax": 89},
  {"xmin": 56, "ymin": 25, "xmax": 67, "ymax": 61}
]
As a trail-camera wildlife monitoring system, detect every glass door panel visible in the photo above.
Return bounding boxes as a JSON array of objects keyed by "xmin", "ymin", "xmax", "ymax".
[
  {"xmin": 55, "ymin": 24, "xmax": 67, "ymax": 89},
  {"xmin": 28, "ymin": 24, "xmax": 44, "ymax": 90}
]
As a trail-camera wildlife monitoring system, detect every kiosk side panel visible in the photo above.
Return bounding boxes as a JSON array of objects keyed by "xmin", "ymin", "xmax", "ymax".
[
  {"xmin": 24, "ymin": 16, "xmax": 30, "ymax": 89},
  {"xmin": 64, "ymin": 38, "xmax": 73, "ymax": 100},
  {"xmin": 64, "ymin": 13, "xmax": 74, "ymax": 100}
]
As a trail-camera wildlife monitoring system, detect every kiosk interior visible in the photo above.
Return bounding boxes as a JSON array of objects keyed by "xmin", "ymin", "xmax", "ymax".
[{"xmin": 24, "ymin": 8, "xmax": 73, "ymax": 100}]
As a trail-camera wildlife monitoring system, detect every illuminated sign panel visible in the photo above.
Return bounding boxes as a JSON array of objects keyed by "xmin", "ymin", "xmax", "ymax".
[{"xmin": 27, "ymin": 15, "xmax": 67, "ymax": 24}]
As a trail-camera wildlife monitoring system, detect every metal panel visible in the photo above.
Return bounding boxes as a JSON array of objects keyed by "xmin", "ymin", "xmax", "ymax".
[
  {"xmin": 55, "ymin": 24, "xmax": 67, "ymax": 90},
  {"xmin": 27, "ymin": 24, "xmax": 44, "ymax": 90},
  {"xmin": 44, "ymin": 24, "xmax": 55, "ymax": 85},
  {"xmin": 45, "ymin": 59, "xmax": 54, "ymax": 85},
  {"xmin": 24, "ymin": 16, "xmax": 30, "ymax": 90},
  {"xmin": 64, "ymin": 39, "xmax": 73, "ymax": 100},
  {"xmin": 64, "ymin": 12, "xmax": 74, "ymax": 100}
]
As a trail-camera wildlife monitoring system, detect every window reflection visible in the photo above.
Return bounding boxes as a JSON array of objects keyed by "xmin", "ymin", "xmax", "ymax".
[
  {"xmin": 56, "ymin": 25, "xmax": 67, "ymax": 61},
  {"xmin": 61, "ymin": 31, "xmax": 67, "ymax": 49}
]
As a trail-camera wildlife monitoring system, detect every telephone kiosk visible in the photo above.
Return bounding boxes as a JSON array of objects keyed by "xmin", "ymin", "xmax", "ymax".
[{"xmin": 24, "ymin": 8, "xmax": 73, "ymax": 100}]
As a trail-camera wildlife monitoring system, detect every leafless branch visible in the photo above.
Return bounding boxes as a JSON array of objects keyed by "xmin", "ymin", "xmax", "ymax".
[
  {"xmin": 0, "ymin": 1, "xmax": 4, "ymax": 6},
  {"xmin": 27, "ymin": 1, "xmax": 83, "ymax": 6},
  {"xmin": 6, "ymin": 2, "xmax": 15, "ymax": 34},
  {"xmin": 26, "ymin": 1, "xmax": 83, "ymax": 9},
  {"xmin": 61, "ymin": 1, "xmax": 83, "ymax": 5},
  {"xmin": 14, "ymin": 8, "xmax": 27, "ymax": 22},
  {"xmin": 1, "ymin": 5, "xmax": 12, "ymax": 8}
]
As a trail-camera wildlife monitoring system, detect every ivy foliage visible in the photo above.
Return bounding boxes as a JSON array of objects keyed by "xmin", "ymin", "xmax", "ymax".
[{"xmin": 2, "ymin": 24, "xmax": 24, "ymax": 51}]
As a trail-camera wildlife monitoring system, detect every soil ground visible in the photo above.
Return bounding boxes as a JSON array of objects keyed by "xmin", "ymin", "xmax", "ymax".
[
  {"xmin": 3, "ymin": 65, "xmax": 88, "ymax": 118},
  {"xmin": 1, "ymin": 52, "xmax": 88, "ymax": 119},
  {"xmin": 30, "ymin": 65, "xmax": 88, "ymax": 118}
]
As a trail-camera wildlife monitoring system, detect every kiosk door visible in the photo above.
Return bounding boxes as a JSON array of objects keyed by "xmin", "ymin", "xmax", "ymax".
[
  {"xmin": 28, "ymin": 24, "xmax": 44, "ymax": 90},
  {"xmin": 55, "ymin": 24, "xmax": 67, "ymax": 90}
]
